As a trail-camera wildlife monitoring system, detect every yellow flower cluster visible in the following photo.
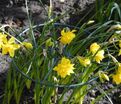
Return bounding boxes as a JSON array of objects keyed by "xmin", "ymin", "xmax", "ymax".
[
  {"xmin": 0, "ymin": 33, "xmax": 33, "ymax": 57},
  {"xmin": 112, "ymin": 63, "xmax": 121, "ymax": 84},
  {"xmin": 59, "ymin": 29, "xmax": 76, "ymax": 45},
  {"xmin": 53, "ymin": 57, "xmax": 75, "ymax": 78},
  {"xmin": 53, "ymin": 29, "xmax": 76, "ymax": 78},
  {"xmin": 90, "ymin": 42, "xmax": 105, "ymax": 63},
  {"xmin": 74, "ymin": 43, "xmax": 105, "ymax": 68},
  {"xmin": 0, "ymin": 33, "xmax": 20, "ymax": 57}
]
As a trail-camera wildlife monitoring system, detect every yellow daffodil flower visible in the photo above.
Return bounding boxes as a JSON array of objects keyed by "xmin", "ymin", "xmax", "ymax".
[
  {"xmin": 99, "ymin": 71, "xmax": 109, "ymax": 83},
  {"xmin": 117, "ymin": 63, "xmax": 121, "ymax": 74},
  {"xmin": 119, "ymin": 40, "xmax": 121, "ymax": 48},
  {"xmin": 112, "ymin": 73, "xmax": 121, "ymax": 84},
  {"xmin": 90, "ymin": 42, "xmax": 100, "ymax": 54},
  {"xmin": 0, "ymin": 33, "xmax": 7, "ymax": 49},
  {"xmin": 77, "ymin": 56, "xmax": 91, "ymax": 67},
  {"xmin": 94, "ymin": 50, "xmax": 105, "ymax": 63},
  {"xmin": 59, "ymin": 29, "xmax": 76, "ymax": 45},
  {"xmin": 112, "ymin": 63, "xmax": 121, "ymax": 84},
  {"xmin": 101, "ymin": 73, "xmax": 109, "ymax": 81},
  {"xmin": 118, "ymin": 41, "xmax": 121, "ymax": 56},
  {"xmin": 2, "ymin": 37, "xmax": 20, "ymax": 57},
  {"xmin": 53, "ymin": 57, "xmax": 75, "ymax": 78},
  {"xmin": 22, "ymin": 42, "xmax": 33, "ymax": 49},
  {"xmin": 118, "ymin": 49, "xmax": 121, "ymax": 56}
]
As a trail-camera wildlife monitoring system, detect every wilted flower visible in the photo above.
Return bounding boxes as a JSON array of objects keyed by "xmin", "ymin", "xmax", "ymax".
[
  {"xmin": 107, "ymin": 24, "xmax": 121, "ymax": 32},
  {"xmin": 114, "ymin": 24, "xmax": 121, "ymax": 30},
  {"xmin": 59, "ymin": 29, "xmax": 76, "ymax": 45},
  {"xmin": 22, "ymin": 42, "xmax": 33, "ymax": 49},
  {"xmin": 90, "ymin": 42, "xmax": 100, "ymax": 54},
  {"xmin": 53, "ymin": 57, "xmax": 75, "ymax": 78},
  {"xmin": 77, "ymin": 56, "xmax": 91, "ymax": 67},
  {"xmin": 94, "ymin": 50, "xmax": 105, "ymax": 63},
  {"xmin": 87, "ymin": 20, "xmax": 95, "ymax": 25},
  {"xmin": 108, "ymin": 54, "xmax": 118, "ymax": 63},
  {"xmin": 2, "ymin": 37, "xmax": 20, "ymax": 57}
]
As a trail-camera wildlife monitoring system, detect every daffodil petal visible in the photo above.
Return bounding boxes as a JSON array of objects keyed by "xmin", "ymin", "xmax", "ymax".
[
  {"xmin": 8, "ymin": 37, "xmax": 15, "ymax": 44},
  {"xmin": 2, "ymin": 46, "xmax": 8, "ymax": 55},
  {"xmin": 9, "ymin": 49, "xmax": 15, "ymax": 57}
]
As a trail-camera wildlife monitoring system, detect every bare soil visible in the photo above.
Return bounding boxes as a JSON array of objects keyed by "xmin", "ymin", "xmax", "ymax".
[{"xmin": 0, "ymin": 0, "xmax": 121, "ymax": 104}]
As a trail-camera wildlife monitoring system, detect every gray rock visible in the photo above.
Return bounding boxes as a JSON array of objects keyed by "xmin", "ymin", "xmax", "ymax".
[{"xmin": 0, "ymin": 53, "xmax": 11, "ymax": 74}]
